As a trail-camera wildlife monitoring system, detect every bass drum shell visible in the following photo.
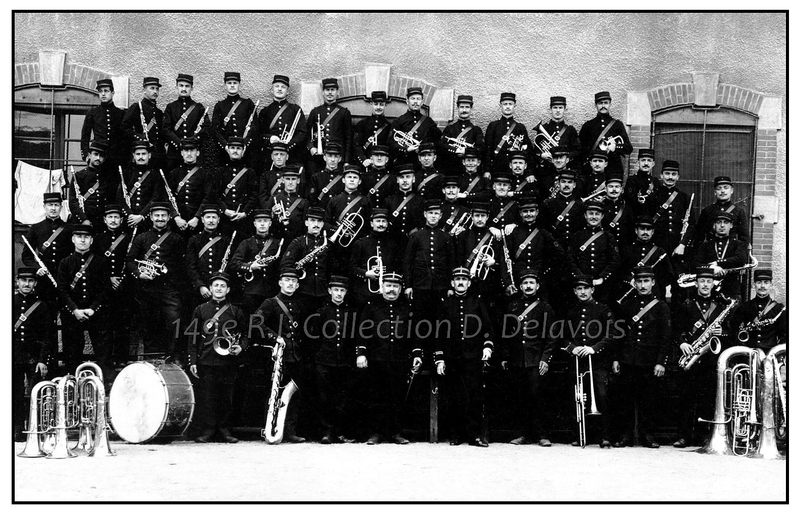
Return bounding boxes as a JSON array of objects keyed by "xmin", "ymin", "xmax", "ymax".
[{"xmin": 108, "ymin": 362, "xmax": 195, "ymax": 444}]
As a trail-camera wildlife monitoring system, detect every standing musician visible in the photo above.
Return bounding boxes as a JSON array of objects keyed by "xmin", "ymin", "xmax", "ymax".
[
  {"xmin": 540, "ymin": 169, "xmax": 585, "ymax": 246},
  {"xmin": 307, "ymin": 78, "xmax": 353, "ymax": 169},
  {"xmin": 258, "ymin": 74, "xmax": 307, "ymax": 168},
  {"xmin": 81, "ymin": 78, "xmax": 125, "ymax": 182},
  {"xmin": 188, "ymin": 271, "xmax": 248, "ymax": 444},
  {"xmin": 254, "ymin": 267, "xmax": 310, "ymax": 443},
  {"xmin": 308, "ymin": 141, "xmax": 346, "ymax": 208},
  {"xmin": 259, "ymin": 142, "xmax": 307, "ymax": 203},
  {"xmin": 360, "ymin": 144, "xmax": 396, "ymax": 209},
  {"xmin": 384, "ymin": 164, "xmax": 424, "ymax": 247},
  {"xmin": 125, "ymin": 202, "xmax": 186, "ymax": 361},
  {"xmin": 503, "ymin": 269, "xmax": 557, "ymax": 447},
  {"xmin": 613, "ymin": 266, "xmax": 671, "ymax": 448},
  {"xmin": 486, "ymin": 173, "xmax": 520, "ymax": 234},
  {"xmin": 507, "ymin": 151, "xmax": 539, "ymax": 200},
  {"xmin": 672, "ymin": 267, "xmax": 734, "ymax": 448},
  {"xmin": 117, "ymin": 140, "xmax": 162, "ymax": 233},
  {"xmin": 263, "ymin": 166, "xmax": 309, "ymax": 244},
  {"xmin": 435, "ymin": 266, "xmax": 495, "ymax": 447},
  {"xmin": 280, "ymin": 206, "xmax": 331, "ymax": 313},
  {"xmin": 438, "ymin": 177, "xmax": 470, "ymax": 235},
  {"xmin": 647, "ymin": 159, "xmax": 696, "ymax": 260},
  {"xmin": 185, "ymin": 205, "xmax": 233, "ymax": 308},
  {"xmin": 579, "ymin": 151, "xmax": 609, "ymax": 202},
  {"xmin": 730, "ymin": 269, "xmax": 787, "ymax": 350},
  {"xmin": 534, "ymin": 96, "xmax": 581, "ymax": 164},
  {"xmin": 619, "ymin": 216, "xmax": 675, "ymax": 302},
  {"xmin": 309, "ymin": 276, "xmax": 359, "ymax": 444},
  {"xmin": 578, "ymin": 91, "xmax": 632, "ymax": 176},
  {"xmin": 691, "ymin": 211, "xmax": 748, "ymax": 300},
  {"xmin": 68, "ymin": 140, "xmax": 108, "ymax": 229},
  {"xmin": 535, "ymin": 145, "xmax": 571, "ymax": 202},
  {"xmin": 214, "ymin": 136, "xmax": 258, "ymax": 239},
  {"xmin": 210, "ymin": 72, "xmax": 258, "ymax": 164},
  {"xmin": 57, "ymin": 224, "xmax": 110, "ymax": 373},
  {"xmin": 390, "ymin": 86, "xmax": 442, "ymax": 165},
  {"xmin": 13, "ymin": 266, "xmax": 53, "ymax": 442},
  {"xmin": 121, "ymin": 77, "xmax": 164, "ymax": 167},
  {"xmin": 161, "ymin": 137, "xmax": 214, "ymax": 238},
  {"xmin": 456, "ymin": 202, "xmax": 502, "ymax": 309},
  {"xmin": 562, "ymin": 275, "xmax": 618, "ymax": 448},
  {"xmin": 354, "ymin": 91, "xmax": 392, "ymax": 168},
  {"xmin": 414, "ymin": 142, "xmax": 445, "ymax": 200},
  {"xmin": 484, "ymin": 92, "xmax": 532, "ymax": 174},
  {"xmin": 566, "ymin": 200, "xmax": 621, "ymax": 306},
  {"xmin": 695, "ymin": 175, "xmax": 751, "ymax": 245},
  {"xmin": 601, "ymin": 172, "xmax": 635, "ymax": 249},
  {"xmin": 356, "ymin": 271, "xmax": 418, "ymax": 445},
  {"xmin": 438, "ymin": 94, "xmax": 485, "ymax": 175},
  {"xmin": 624, "ymin": 148, "xmax": 660, "ymax": 216},
  {"xmin": 325, "ymin": 164, "xmax": 372, "ymax": 275},
  {"xmin": 22, "ymin": 192, "xmax": 72, "ymax": 305},
  {"xmin": 348, "ymin": 209, "xmax": 402, "ymax": 311},
  {"xmin": 162, "ymin": 74, "xmax": 208, "ymax": 171},
  {"xmin": 456, "ymin": 147, "xmax": 491, "ymax": 204},
  {"xmin": 230, "ymin": 209, "xmax": 284, "ymax": 315}
]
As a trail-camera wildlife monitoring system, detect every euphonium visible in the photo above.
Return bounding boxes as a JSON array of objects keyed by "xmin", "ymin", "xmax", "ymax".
[
  {"xmin": 48, "ymin": 375, "xmax": 78, "ymax": 459},
  {"xmin": 469, "ymin": 244, "xmax": 495, "ymax": 280},
  {"xmin": 135, "ymin": 259, "xmax": 167, "ymax": 277},
  {"xmin": 263, "ymin": 337, "xmax": 299, "ymax": 444},
  {"xmin": 81, "ymin": 375, "xmax": 115, "ymax": 457},
  {"xmin": 392, "ymin": 129, "xmax": 420, "ymax": 149},
  {"xmin": 755, "ymin": 344, "xmax": 786, "ymax": 459},
  {"xmin": 598, "ymin": 135, "xmax": 624, "ymax": 152},
  {"xmin": 330, "ymin": 209, "xmax": 364, "ymax": 248},
  {"xmin": 18, "ymin": 379, "xmax": 58, "ymax": 458},
  {"xmin": 679, "ymin": 297, "xmax": 738, "ymax": 370},
  {"xmin": 367, "ymin": 245, "xmax": 385, "ymax": 294}
]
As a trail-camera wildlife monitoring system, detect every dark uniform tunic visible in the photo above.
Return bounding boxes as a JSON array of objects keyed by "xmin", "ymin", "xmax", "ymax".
[
  {"xmin": 348, "ymin": 231, "xmax": 403, "ymax": 308},
  {"xmin": 390, "ymin": 110, "xmax": 442, "ymax": 165},
  {"xmin": 503, "ymin": 222, "xmax": 566, "ymax": 288},
  {"xmin": 280, "ymin": 233, "xmax": 331, "ymax": 301},
  {"xmin": 81, "ymin": 100, "xmax": 126, "ymax": 171},
  {"xmin": 13, "ymin": 291, "xmax": 53, "ymax": 433},
  {"xmin": 484, "ymin": 116, "xmax": 532, "ymax": 174},
  {"xmin": 185, "ymin": 230, "xmax": 231, "ymax": 295},
  {"xmin": 210, "ymin": 94, "xmax": 257, "ymax": 150},
  {"xmin": 567, "ymin": 226, "xmax": 621, "ymax": 305},
  {"xmin": 230, "ymin": 233, "xmax": 284, "ymax": 314},
  {"xmin": 22, "ymin": 216, "xmax": 72, "ymax": 304},
  {"xmin": 93, "ymin": 226, "xmax": 134, "ymax": 363},
  {"xmin": 624, "ymin": 169, "xmax": 660, "ymax": 216},
  {"xmin": 68, "ymin": 166, "xmax": 106, "ymax": 228},
  {"xmin": 309, "ymin": 166, "xmax": 345, "ymax": 208},
  {"xmin": 696, "ymin": 200, "xmax": 751, "ymax": 244},
  {"xmin": 456, "ymin": 226, "xmax": 502, "ymax": 300},
  {"xmin": 457, "ymin": 172, "xmax": 492, "ymax": 204},
  {"xmin": 508, "ymin": 173, "xmax": 540, "ymax": 200},
  {"xmin": 258, "ymin": 99, "xmax": 307, "ymax": 164},
  {"xmin": 163, "ymin": 96, "xmax": 207, "ymax": 169},
  {"xmin": 360, "ymin": 166, "xmax": 395, "ymax": 209},
  {"xmin": 540, "ymin": 193, "xmax": 585, "ymax": 246},
  {"xmin": 578, "ymin": 114, "xmax": 632, "ymax": 176},
  {"xmin": 534, "ymin": 119, "xmax": 581, "ymax": 162},
  {"xmin": 213, "ymin": 161, "xmax": 258, "ymax": 236},
  {"xmin": 403, "ymin": 225, "xmax": 454, "ymax": 292},
  {"xmin": 691, "ymin": 235, "xmax": 748, "ymax": 298},
  {"xmin": 325, "ymin": 190, "xmax": 372, "ymax": 275},
  {"xmin": 730, "ymin": 296, "xmax": 787, "ymax": 350},
  {"xmin": 307, "ymin": 102, "xmax": 353, "ymax": 165},
  {"xmin": 414, "ymin": 167, "xmax": 445, "ymax": 200},
  {"xmin": 504, "ymin": 293, "xmax": 557, "ymax": 441},
  {"xmin": 647, "ymin": 185, "xmax": 695, "ymax": 255},
  {"xmin": 601, "ymin": 197, "xmax": 635, "ymax": 249},
  {"xmin": 619, "ymin": 240, "xmax": 675, "ymax": 301},
  {"xmin": 354, "ymin": 114, "xmax": 391, "ymax": 165},
  {"xmin": 488, "ymin": 195, "xmax": 520, "ymax": 229},
  {"xmin": 578, "ymin": 172, "xmax": 606, "ymax": 202},
  {"xmin": 262, "ymin": 190, "xmax": 309, "ymax": 245},
  {"xmin": 437, "ymin": 200, "xmax": 470, "ymax": 236},
  {"xmin": 384, "ymin": 190, "xmax": 423, "ymax": 244},
  {"xmin": 437, "ymin": 119, "xmax": 485, "ymax": 174},
  {"xmin": 117, "ymin": 165, "xmax": 162, "ymax": 221},
  {"xmin": 121, "ymin": 98, "xmax": 164, "ymax": 163},
  {"xmin": 162, "ymin": 162, "xmax": 214, "ymax": 232}
]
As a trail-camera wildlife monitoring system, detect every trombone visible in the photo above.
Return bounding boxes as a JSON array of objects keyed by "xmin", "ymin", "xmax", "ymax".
[{"xmin": 573, "ymin": 354, "xmax": 601, "ymax": 448}]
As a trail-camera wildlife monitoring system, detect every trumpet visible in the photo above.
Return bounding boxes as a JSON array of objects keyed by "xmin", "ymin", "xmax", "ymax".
[
  {"xmin": 445, "ymin": 135, "xmax": 474, "ymax": 153},
  {"xmin": 738, "ymin": 306, "xmax": 786, "ymax": 343},
  {"xmin": 449, "ymin": 211, "xmax": 473, "ymax": 237},
  {"xmin": 135, "ymin": 259, "xmax": 168, "ymax": 277},
  {"xmin": 244, "ymin": 238, "xmax": 284, "ymax": 283},
  {"xmin": 367, "ymin": 245, "xmax": 385, "ymax": 294},
  {"xmin": 533, "ymin": 123, "xmax": 558, "ymax": 158},
  {"xmin": 581, "ymin": 185, "xmax": 607, "ymax": 203},
  {"xmin": 548, "ymin": 181, "xmax": 560, "ymax": 199},
  {"xmin": 393, "ymin": 128, "xmax": 420, "ymax": 149},
  {"xmin": 503, "ymin": 133, "xmax": 526, "ymax": 152},
  {"xmin": 598, "ymin": 135, "xmax": 624, "ymax": 152},
  {"xmin": 469, "ymin": 244, "xmax": 495, "ymax": 280},
  {"xmin": 330, "ymin": 209, "xmax": 364, "ymax": 248}
]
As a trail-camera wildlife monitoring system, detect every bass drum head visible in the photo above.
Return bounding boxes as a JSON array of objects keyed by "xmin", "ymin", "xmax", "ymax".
[{"xmin": 109, "ymin": 362, "xmax": 194, "ymax": 444}]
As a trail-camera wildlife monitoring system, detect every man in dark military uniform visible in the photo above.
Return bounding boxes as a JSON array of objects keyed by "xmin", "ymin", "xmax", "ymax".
[
  {"xmin": 730, "ymin": 269, "xmax": 787, "ymax": 350},
  {"xmin": 325, "ymin": 164, "xmax": 372, "ymax": 275},
  {"xmin": 414, "ymin": 142, "xmax": 445, "ymax": 200},
  {"xmin": 613, "ymin": 266, "xmax": 671, "ymax": 448},
  {"xmin": 438, "ymin": 95, "xmax": 485, "ymax": 175},
  {"xmin": 535, "ymin": 145, "xmax": 571, "ymax": 202},
  {"xmin": 231, "ymin": 209, "xmax": 284, "ymax": 315},
  {"xmin": 117, "ymin": 140, "xmax": 162, "ymax": 233},
  {"xmin": 254, "ymin": 267, "xmax": 310, "ymax": 443},
  {"xmin": 348, "ymin": 209, "xmax": 402, "ymax": 311},
  {"xmin": 691, "ymin": 211, "xmax": 749, "ymax": 300},
  {"xmin": 309, "ymin": 276, "xmax": 359, "ymax": 443},
  {"xmin": 624, "ymin": 148, "xmax": 660, "ymax": 216},
  {"xmin": 540, "ymin": 169, "xmax": 585, "ymax": 246},
  {"xmin": 214, "ymin": 136, "xmax": 258, "ymax": 238},
  {"xmin": 354, "ymin": 91, "xmax": 392, "ymax": 168},
  {"xmin": 486, "ymin": 173, "xmax": 520, "ymax": 234},
  {"xmin": 185, "ymin": 205, "xmax": 233, "ymax": 308},
  {"xmin": 533, "ymin": 96, "xmax": 581, "ymax": 164},
  {"xmin": 567, "ymin": 200, "xmax": 621, "ymax": 305},
  {"xmin": 259, "ymin": 142, "xmax": 310, "ymax": 201},
  {"xmin": 356, "ymin": 272, "xmax": 419, "ymax": 444},
  {"xmin": 438, "ymin": 177, "xmax": 470, "ymax": 237},
  {"xmin": 13, "ymin": 267, "xmax": 53, "ymax": 441},
  {"xmin": 163, "ymin": 74, "xmax": 208, "ymax": 171},
  {"xmin": 188, "ymin": 271, "xmax": 248, "ymax": 444},
  {"xmin": 507, "ymin": 151, "xmax": 539, "ymax": 200},
  {"xmin": 308, "ymin": 141, "xmax": 346, "ymax": 208},
  {"xmin": 483, "ymin": 92, "xmax": 532, "ymax": 174},
  {"xmin": 280, "ymin": 206, "xmax": 331, "ymax": 313},
  {"xmin": 126, "ymin": 202, "xmax": 186, "ymax": 360},
  {"xmin": 503, "ymin": 269, "xmax": 557, "ymax": 447},
  {"xmin": 695, "ymin": 175, "xmax": 750, "ymax": 245},
  {"xmin": 68, "ymin": 140, "xmax": 108, "ymax": 229},
  {"xmin": 121, "ymin": 76, "xmax": 164, "ymax": 167},
  {"xmin": 93, "ymin": 204, "xmax": 133, "ymax": 366},
  {"xmin": 618, "ymin": 216, "xmax": 675, "ymax": 304},
  {"xmin": 360, "ymin": 144, "xmax": 395, "ymax": 209},
  {"xmin": 22, "ymin": 192, "xmax": 72, "ymax": 305},
  {"xmin": 263, "ymin": 166, "xmax": 309, "ymax": 245},
  {"xmin": 456, "ymin": 147, "xmax": 491, "ymax": 204},
  {"xmin": 456, "ymin": 202, "xmax": 502, "ymax": 307},
  {"xmin": 435, "ymin": 266, "xmax": 495, "ymax": 447},
  {"xmin": 307, "ymin": 78, "xmax": 353, "ymax": 169},
  {"xmin": 384, "ymin": 164, "xmax": 424, "ymax": 248},
  {"xmin": 578, "ymin": 91, "xmax": 632, "ymax": 176},
  {"xmin": 601, "ymin": 172, "xmax": 634, "ymax": 249},
  {"xmin": 210, "ymin": 72, "xmax": 258, "ymax": 165},
  {"xmin": 672, "ymin": 267, "xmax": 736, "ymax": 448},
  {"xmin": 81, "ymin": 78, "xmax": 125, "ymax": 191},
  {"xmin": 562, "ymin": 275, "xmax": 618, "ymax": 448},
  {"xmin": 647, "ymin": 160, "xmax": 696, "ymax": 258},
  {"xmin": 390, "ymin": 86, "xmax": 442, "ymax": 165},
  {"xmin": 161, "ymin": 137, "xmax": 213, "ymax": 238},
  {"xmin": 258, "ymin": 74, "xmax": 307, "ymax": 169},
  {"xmin": 57, "ymin": 224, "xmax": 110, "ymax": 373},
  {"xmin": 579, "ymin": 151, "xmax": 609, "ymax": 202}
]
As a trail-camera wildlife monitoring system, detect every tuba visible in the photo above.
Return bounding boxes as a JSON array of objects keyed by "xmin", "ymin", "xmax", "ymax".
[
  {"xmin": 367, "ymin": 245, "xmax": 385, "ymax": 294},
  {"xmin": 262, "ymin": 337, "xmax": 299, "ymax": 444},
  {"xmin": 18, "ymin": 380, "xmax": 58, "ymax": 458},
  {"xmin": 755, "ymin": 344, "xmax": 787, "ymax": 459},
  {"xmin": 48, "ymin": 375, "xmax": 79, "ymax": 459}
]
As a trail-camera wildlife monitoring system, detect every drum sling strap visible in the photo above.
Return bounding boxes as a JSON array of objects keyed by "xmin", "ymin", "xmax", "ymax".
[
  {"xmin": 14, "ymin": 300, "xmax": 42, "ymax": 330},
  {"xmin": 318, "ymin": 174, "xmax": 344, "ymax": 201},
  {"xmin": 590, "ymin": 118, "xmax": 618, "ymax": 151},
  {"xmin": 369, "ymin": 173, "xmax": 392, "ymax": 196},
  {"xmin": 144, "ymin": 232, "xmax": 173, "ymax": 261},
  {"xmin": 223, "ymin": 168, "xmax": 250, "ymax": 197},
  {"xmin": 464, "ymin": 175, "xmax": 481, "ymax": 195},
  {"xmin": 198, "ymin": 236, "xmax": 223, "ymax": 257},
  {"xmin": 104, "ymin": 233, "xmax": 128, "ymax": 257},
  {"xmin": 41, "ymin": 227, "xmax": 65, "ymax": 251},
  {"xmin": 269, "ymin": 104, "xmax": 290, "ymax": 129},
  {"xmin": 492, "ymin": 200, "xmax": 517, "ymax": 224},
  {"xmin": 579, "ymin": 231, "xmax": 605, "ymax": 252},
  {"xmin": 692, "ymin": 302, "xmax": 718, "ymax": 333},
  {"xmin": 637, "ymin": 245, "xmax": 659, "ymax": 267},
  {"xmin": 338, "ymin": 196, "xmax": 363, "ymax": 222},
  {"xmin": 608, "ymin": 202, "xmax": 625, "ymax": 228},
  {"xmin": 129, "ymin": 171, "xmax": 151, "ymax": 197},
  {"xmin": 653, "ymin": 191, "xmax": 679, "ymax": 223},
  {"xmin": 275, "ymin": 298, "xmax": 298, "ymax": 330},
  {"xmin": 417, "ymin": 172, "xmax": 442, "ymax": 192},
  {"xmin": 555, "ymin": 200, "xmax": 576, "ymax": 224},
  {"xmin": 392, "ymin": 194, "xmax": 417, "ymax": 218}
]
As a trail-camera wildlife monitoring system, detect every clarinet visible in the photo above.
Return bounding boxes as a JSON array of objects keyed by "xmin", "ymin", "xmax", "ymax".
[
  {"xmin": 218, "ymin": 231, "xmax": 237, "ymax": 273},
  {"xmin": 138, "ymin": 100, "xmax": 150, "ymax": 141}
]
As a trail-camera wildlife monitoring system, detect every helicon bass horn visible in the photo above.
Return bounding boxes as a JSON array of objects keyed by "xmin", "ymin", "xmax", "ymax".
[{"xmin": 755, "ymin": 344, "xmax": 786, "ymax": 460}]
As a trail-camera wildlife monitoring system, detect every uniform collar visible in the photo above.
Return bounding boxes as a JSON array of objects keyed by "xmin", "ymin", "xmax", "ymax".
[{"xmin": 227, "ymin": 93, "xmax": 241, "ymax": 101}]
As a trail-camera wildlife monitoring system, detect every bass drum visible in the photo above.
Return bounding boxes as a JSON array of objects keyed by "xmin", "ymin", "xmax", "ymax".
[{"xmin": 108, "ymin": 362, "xmax": 195, "ymax": 444}]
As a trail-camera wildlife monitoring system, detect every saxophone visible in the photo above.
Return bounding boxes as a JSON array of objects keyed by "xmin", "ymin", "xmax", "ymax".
[
  {"xmin": 262, "ymin": 336, "xmax": 298, "ymax": 444},
  {"xmin": 738, "ymin": 306, "xmax": 786, "ymax": 343},
  {"xmin": 295, "ymin": 231, "xmax": 328, "ymax": 279},
  {"xmin": 679, "ymin": 297, "xmax": 738, "ymax": 370}
]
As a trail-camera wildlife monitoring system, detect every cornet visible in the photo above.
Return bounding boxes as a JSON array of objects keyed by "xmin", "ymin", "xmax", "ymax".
[
  {"xmin": 581, "ymin": 186, "xmax": 607, "ymax": 203},
  {"xmin": 444, "ymin": 136, "xmax": 474, "ymax": 153},
  {"xmin": 276, "ymin": 200, "xmax": 290, "ymax": 225},
  {"xmin": 503, "ymin": 133, "xmax": 526, "ymax": 152},
  {"xmin": 330, "ymin": 209, "xmax": 364, "ymax": 248},
  {"xmin": 393, "ymin": 129, "xmax": 420, "ymax": 149},
  {"xmin": 598, "ymin": 136, "xmax": 624, "ymax": 152},
  {"xmin": 533, "ymin": 123, "xmax": 558, "ymax": 159},
  {"xmin": 136, "ymin": 259, "xmax": 168, "ymax": 277}
]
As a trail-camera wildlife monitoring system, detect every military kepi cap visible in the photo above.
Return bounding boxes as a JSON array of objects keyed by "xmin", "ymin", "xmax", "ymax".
[
  {"xmin": 695, "ymin": 267, "xmax": 715, "ymax": 279},
  {"xmin": 306, "ymin": 206, "xmax": 325, "ymax": 220},
  {"xmin": 224, "ymin": 72, "xmax": 241, "ymax": 82},
  {"xmin": 43, "ymin": 192, "xmax": 62, "ymax": 203},
  {"xmin": 635, "ymin": 215, "xmax": 655, "ymax": 227},
  {"xmin": 452, "ymin": 266, "xmax": 471, "ymax": 278},
  {"xmin": 88, "ymin": 140, "xmax": 108, "ymax": 154},
  {"xmin": 227, "ymin": 136, "xmax": 246, "ymax": 147},
  {"xmin": 200, "ymin": 204, "xmax": 220, "ymax": 216},
  {"xmin": 180, "ymin": 137, "xmax": 199, "ymax": 149},
  {"xmin": 279, "ymin": 267, "xmax": 299, "ymax": 279},
  {"xmin": 71, "ymin": 223, "xmax": 95, "ymax": 236},
  {"xmin": 714, "ymin": 175, "xmax": 733, "ymax": 187},
  {"xmin": 96, "ymin": 78, "xmax": 114, "ymax": 91},
  {"xmin": 753, "ymin": 269, "xmax": 773, "ymax": 281},
  {"xmin": 550, "ymin": 96, "xmax": 567, "ymax": 107},
  {"xmin": 370, "ymin": 91, "xmax": 387, "ymax": 102},
  {"xmin": 252, "ymin": 208, "xmax": 271, "ymax": 220},
  {"xmin": 104, "ymin": 204, "xmax": 123, "ymax": 216},
  {"xmin": 662, "ymin": 160, "xmax": 680, "ymax": 173},
  {"xmin": 713, "ymin": 211, "xmax": 734, "ymax": 222},
  {"xmin": 322, "ymin": 78, "xmax": 339, "ymax": 89},
  {"xmin": 273, "ymin": 74, "xmax": 290, "ymax": 86},
  {"xmin": 594, "ymin": 91, "xmax": 612, "ymax": 102},
  {"xmin": 456, "ymin": 95, "xmax": 474, "ymax": 106},
  {"xmin": 209, "ymin": 271, "xmax": 231, "ymax": 285},
  {"xmin": 143, "ymin": 77, "xmax": 161, "ymax": 88},
  {"xmin": 132, "ymin": 140, "xmax": 152, "ymax": 151},
  {"xmin": 573, "ymin": 274, "xmax": 593, "ymax": 287},
  {"xmin": 519, "ymin": 269, "xmax": 540, "ymax": 281},
  {"xmin": 406, "ymin": 86, "xmax": 423, "ymax": 98},
  {"xmin": 383, "ymin": 272, "xmax": 403, "ymax": 285},
  {"xmin": 329, "ymin": 275, "xmax": 349, "ymax": 288},
  {"xmin": 17, "ymin": 267, "xmax": 38, "ymax": 279},
  {"xmin": 633, "ymin": 266, "xmax": 655, "ymax": 278},
  {"xmin": 176, "ymin": 74, "xmax": 194, "ymax": 85},
  {"xmin": 638, "ymin": 148, "xmax": 655, "ymax": 159},
  {"xmin": 500, "ymin": 92, "xmax": 516, "ymax": 102},
  {"xmin": 149, "ymin": 201, "xmax": 171, "ymax": 213}
]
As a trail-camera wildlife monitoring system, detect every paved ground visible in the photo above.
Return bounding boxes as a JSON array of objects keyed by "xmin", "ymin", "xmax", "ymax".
[{"xmin": 13, "ymin": 440, "xmax": 787, "ymax": 503}]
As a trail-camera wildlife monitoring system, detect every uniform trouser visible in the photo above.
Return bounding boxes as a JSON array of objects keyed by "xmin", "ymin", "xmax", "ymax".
[
  {"xmin": 411, "ymin": 289, "xmax": 446, "ymax": 358},
  {"xmin": 616, "ymin": 363, "xmax": 663, "ymax": 441},
  {"xmin": 443, "ymin": 360, "xmax": 484, "ymax": 440},
  {"xmin": 97, "ymin": 285, "xmax": 135, "ymax": 364},
  {"xmin": 675, "ymin": 359, "xmax": 717, "ymax": 443},
  {"xmin": 136, "ymin": 288, "xmax": 183, "ymax": 359},
  {"xmin": 315, "ymin": 364, "xmax": 353, "ymax": 437},
  {"xmin": 512, "ymin": 364, "xmax": 551, "ymax": 440},
  {"xmin": 196, "ymin": 364, "xmax": 238, "ymax": 437},
  {"xmin": 361, "ymin": 361, "xmax": 405, "ymax": 438},
  {"xmin": 13, "ymin": 364, "xmax": 40, "ymax": 432},
  {"xmin": 282, "ymin": 360, "xmax": 307, "ymax": 437},
  {"xmin": 60, "ymin": 311, "xmax": 107, "ymax": 375}
]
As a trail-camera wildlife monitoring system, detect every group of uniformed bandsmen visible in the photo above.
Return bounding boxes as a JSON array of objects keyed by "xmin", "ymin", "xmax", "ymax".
[{"xmin": 14, "ymin": 72, "xmax": 787, "ymax": 449}]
